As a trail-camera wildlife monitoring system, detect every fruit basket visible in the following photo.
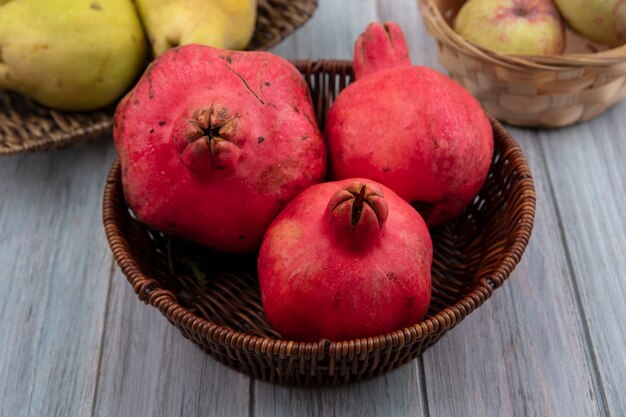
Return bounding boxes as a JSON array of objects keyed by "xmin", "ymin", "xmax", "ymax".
[
  {"xmin": 0, "ymin": 0, "xmax": 318, "ymax": 155},
  {"xmin": 103, "ymin": 59, "xmax": 536, "ymax": 386},
  {"xmin": 418, "ymin": 0, "xmax": 626, "ymax": 128}
]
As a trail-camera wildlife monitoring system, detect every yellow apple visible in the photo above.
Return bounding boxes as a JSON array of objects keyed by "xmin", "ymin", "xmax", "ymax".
[
  {"xmin": 454, "ymin": 0, "xmax": 565, "ymax": 55},
  {"xmin": 555, "ymin": 0, "xmax": 626, "ymax": 47}
]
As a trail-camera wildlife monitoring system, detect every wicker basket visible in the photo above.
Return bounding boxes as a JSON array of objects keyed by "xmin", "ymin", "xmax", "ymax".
[
  {"xmin": 103, "ymin": 60, "xmax": 535, "ymax": 386},
  {"xmin": 0, "ymin": 0, "xmax": 318, "ymax": 156},
  {"xmin": 419, "ymin": 0, "xmax": 626, "ymax": 128}
]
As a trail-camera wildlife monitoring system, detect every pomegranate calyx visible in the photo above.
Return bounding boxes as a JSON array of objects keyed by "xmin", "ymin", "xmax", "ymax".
[
  {"xmin": 327, "ymin": 182, "xmax": 389, "ymax": 244},
  {"xmin": 172, "ymin": 104, "xmax": 242, "ymax": 174}
]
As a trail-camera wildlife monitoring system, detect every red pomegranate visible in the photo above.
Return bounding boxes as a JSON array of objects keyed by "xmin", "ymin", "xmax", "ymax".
[
  {"xmin": 114, "ymin": 45, "xmax": 326, "ymax": 253},
  {"xmin": 258, "ymin": 179, "xmax": 432, "ymax": 341},
  {"xmin": 326, "ymin": 22, "xmax": 494, "ymax": 226}
]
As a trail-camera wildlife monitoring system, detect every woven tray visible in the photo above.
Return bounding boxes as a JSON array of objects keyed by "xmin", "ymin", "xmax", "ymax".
[
  {"xmin": 103, "ymin": 60, "xmax": 536, "ymax": 386},
  {"xmin": 0, "ymin": 0, "xmax": 318, "ymax": 156},
  {"xmin": 419, "ymin": 0, "xmax": 626, "ymax": 128}
]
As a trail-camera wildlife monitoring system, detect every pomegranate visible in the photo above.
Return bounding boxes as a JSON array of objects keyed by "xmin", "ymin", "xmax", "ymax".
[
  {"xmin": 114, "ymin": 45, "xmax": 326, "ymax": 253},
  {"xmin": 258, "ymin": 179, "xmax": 432, "ymax": 341},
  {"xmin": 326, "ymin": 22, "xmax": 494, "ymax": 226}
]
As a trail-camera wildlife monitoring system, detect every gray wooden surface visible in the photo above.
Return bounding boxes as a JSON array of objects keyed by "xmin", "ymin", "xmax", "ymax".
[{"xmin": 0, "ymin": 1, "xmax": 624, "ymax": 416}]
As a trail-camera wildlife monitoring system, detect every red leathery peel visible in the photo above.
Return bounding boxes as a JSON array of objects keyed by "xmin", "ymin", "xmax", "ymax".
[
  {"xmin": 258, "ymin": 179, "xmax": 432, "ymax": 342},
  {"xmin": 114, "ymin": 45, "xmax": 326, "ymax": 253},
  {"xmin": 353, "ymin": 22, "xmax": 411, "ymax": 80},
  {"xmin": 327, "ymin": 22, "xmax": 494, "ymax": 226}
]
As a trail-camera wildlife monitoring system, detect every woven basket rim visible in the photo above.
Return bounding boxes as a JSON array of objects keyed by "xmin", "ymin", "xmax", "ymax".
[
  {"xmin": 418, "ymin": 0, "xmax": 626, "ymax": 71},
  {"xmin": 103, "ymin": 60, "xmax": 536, "ymax": 355},
  {"xmin": 0, "ymin": 0, "xmax": 318, "ymax": 156},
  {"xmin": 0, "ymin": 116, "xmax": 114, "ymax": 156}
]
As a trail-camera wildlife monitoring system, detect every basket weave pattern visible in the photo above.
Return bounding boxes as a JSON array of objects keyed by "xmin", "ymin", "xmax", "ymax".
[
  {"xmin": 103, "ymin": 60, "xmax": 536, "ymax": 386},
  {"xmin": 419, "ymin": 0, "xmax": 626, "ymax": 127},
  {"xmin": 0, "ymin": 0, "xmax": 318, "ymax": 155}
]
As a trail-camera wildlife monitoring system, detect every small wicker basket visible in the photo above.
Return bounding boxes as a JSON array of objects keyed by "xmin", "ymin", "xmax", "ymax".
[
  {"xmin": 0, "ymin": 0, "xmax": 318, "ymax": 155},
  {"xmin": 419, "ymin": 0, "xmax": 626, "ymax": 128},
  {"xmin": 103, "ymin": 60, "xmax": 536, "ymax": 386}
]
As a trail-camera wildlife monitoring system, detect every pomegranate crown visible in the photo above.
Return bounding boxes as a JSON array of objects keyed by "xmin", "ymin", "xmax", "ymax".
[
  {"xmin": 326, "ymin": 182, "xmax": 389, "ymax": 248},
  {"xmin": 171, "ymin": 103, "xmax": 242, "ymax": 176},
  {"xmin": 353, "ymin": 21, "xmax": 411, "ymax": 80}
]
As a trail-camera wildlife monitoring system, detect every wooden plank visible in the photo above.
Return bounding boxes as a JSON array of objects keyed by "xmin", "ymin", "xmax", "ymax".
[
  {"xmin": 255, "ymin": 1, "xmax": 427, "ymax": 416},
  {"xmin": 375, "ymin": 2, "xmax": 611, "ymax": 415},
  {"xmin": 92, "ymin": 268, "xmax": 250, "ymax": 417},
  {"xmin": 422, "ymin": 128, "xmax": 605, "ymax": 417},
  {"xmin": 0, "ymin": 1, "xmax": 619, "ymax": 416},
  {"xmin": 271, "ymin": 0, "xmax": 381, "ymax": 60},
  {"xmin": 539, "ymin": 101, "xmax": 626, "ymax": 416},
  {"xmin": 271, "ymin": 2, "xmax": 601, "ymax": 416},
  {"xmin": 254, "ymin": 364, "xmax": 427, "ymax": 417},
  {"xmin": 375, "ymin": 0, "xmax": 441, "ymax": 69},
  {"xmin": 271, "ymin": 0, "xmax": 441, "ymax": 69},
  {"xmin": 0, "ymin": 138, "xmax": 116, "ymax": 417}
]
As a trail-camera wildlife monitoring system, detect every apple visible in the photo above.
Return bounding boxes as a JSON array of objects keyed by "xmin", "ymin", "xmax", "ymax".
[
  {"xmin": 454, "ymin": 0, "xmax": 565, "ymax": 55},
  {"xmin": 555, "ymin": 0, "xmax": 626, "ymax": 47}
]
